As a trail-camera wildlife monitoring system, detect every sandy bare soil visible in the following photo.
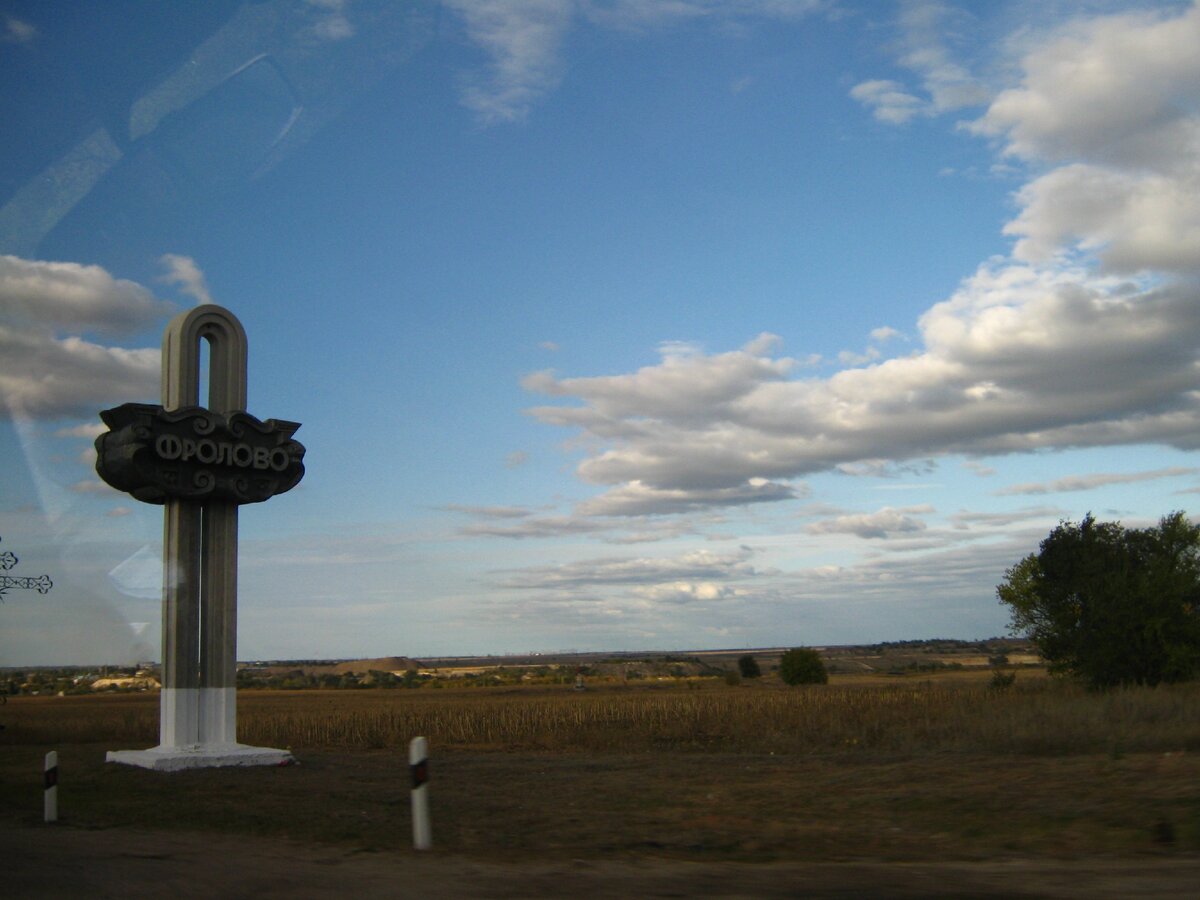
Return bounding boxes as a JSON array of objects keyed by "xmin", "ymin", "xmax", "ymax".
[{"xmin": 6, "ymin": 823, "xmax": 1200, "ymax": 899}]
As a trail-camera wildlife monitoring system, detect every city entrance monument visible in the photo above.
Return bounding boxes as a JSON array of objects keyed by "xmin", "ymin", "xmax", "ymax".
[{"xmin": 96, "ymin": 304, "xmax": 305, "ymax": 770}]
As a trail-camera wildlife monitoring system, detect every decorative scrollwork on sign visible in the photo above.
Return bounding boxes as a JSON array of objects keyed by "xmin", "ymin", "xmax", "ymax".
[{"xmin": 0, "ymin": 535, "xmax": 53, "ymax": 601}]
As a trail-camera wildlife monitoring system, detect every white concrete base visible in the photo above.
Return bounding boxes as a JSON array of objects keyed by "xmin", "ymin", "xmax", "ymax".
[
  {"xmin": 199, "ymin": 686, "xmax": 236, "ymax": 746},
  {"xmin": 106, "ymin": 744, "xmax": 295, "ymax": 772},
  {"xmin": 160, "ymin": 687, "xmax": 238, "ymax": 748}
]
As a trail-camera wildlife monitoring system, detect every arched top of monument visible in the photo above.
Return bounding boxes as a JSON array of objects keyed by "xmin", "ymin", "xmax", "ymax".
[{"xmin": 162, "ymin": 304, "xmax": 248, "ymax": 414}]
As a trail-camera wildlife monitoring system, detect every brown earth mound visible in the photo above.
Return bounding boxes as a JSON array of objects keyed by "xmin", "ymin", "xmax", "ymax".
[{"xmin": 325, "ymin": 656, "xmax": 417, "ymax": 674}]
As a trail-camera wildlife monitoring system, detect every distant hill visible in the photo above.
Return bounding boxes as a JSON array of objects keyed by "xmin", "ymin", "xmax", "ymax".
[
  {"xmin": 247, "ymin": 657, "xmax": 418, "ymax": 676},
  {"xmin": 326, "ymin": 657, "xmax": 417, "ymax": 674}
]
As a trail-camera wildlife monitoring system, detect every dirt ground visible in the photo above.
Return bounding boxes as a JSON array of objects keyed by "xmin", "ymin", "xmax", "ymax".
[
  {"xmin": 8, "ymin": 822, "xmax": 1200, "ymax": 899},
  {"xmin": 5, "ymin": 745, "xmax": 1200, "ymax": 898}
]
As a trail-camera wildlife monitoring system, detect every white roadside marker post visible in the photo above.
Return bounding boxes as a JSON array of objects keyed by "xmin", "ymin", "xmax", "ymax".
[
  {"xmin": 44, "ymin": 751, "xmax": 58, "ymax": 823},
  {"xmin": 409, "ymin": 736, "xmax": 432, "ymax": 850}
]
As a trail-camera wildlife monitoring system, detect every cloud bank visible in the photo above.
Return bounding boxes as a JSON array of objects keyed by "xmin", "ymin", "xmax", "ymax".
[{"xmin": 524, "ymin": 2, "xmax": 1200, "ymax": 517}]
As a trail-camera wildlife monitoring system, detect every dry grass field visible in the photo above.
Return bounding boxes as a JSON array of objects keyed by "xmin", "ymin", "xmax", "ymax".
[{"xmin": 4, "ymin": 672, "xmax": 1200, "ymax": 896}]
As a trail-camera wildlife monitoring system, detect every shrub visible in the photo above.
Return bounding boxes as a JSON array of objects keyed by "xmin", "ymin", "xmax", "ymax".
[
  {"xmin": 779, "ymin": 648, "xmax": 828, "ymax": 685},
  {"xmin": 990, "ymin": 670, "xmax": 1017, "ymax": 690},
  {"xmin": 737, "ymin": 654, "xmax": 762, "ymax": 678}
]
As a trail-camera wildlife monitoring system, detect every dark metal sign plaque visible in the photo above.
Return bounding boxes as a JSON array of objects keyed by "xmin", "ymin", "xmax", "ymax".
[{"xmin": 95, "ymin": 402, "xmax": 305, "ymax": 505}]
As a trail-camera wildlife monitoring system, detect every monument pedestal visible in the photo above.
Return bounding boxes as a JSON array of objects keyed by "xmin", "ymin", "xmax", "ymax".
[
  {"xmin": 106, "ymin": 745, "xmax": 294, "ymax": 772},
  {"xmin": 107, "ymin": 684, "xmax": 293, "ymax": 770}
]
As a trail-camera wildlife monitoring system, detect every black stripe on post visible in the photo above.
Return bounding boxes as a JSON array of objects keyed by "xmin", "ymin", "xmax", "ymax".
[
  {"xmin": 44, "ymin": 766, "xmax": 58, "ymax": 789},
  {"xmin": 410, "ymin": 759, "xmax": 429, "ymax": 789}
]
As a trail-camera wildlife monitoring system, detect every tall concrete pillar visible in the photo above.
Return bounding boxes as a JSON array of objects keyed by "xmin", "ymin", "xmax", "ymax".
[
  {"xmin": 161, "ymin": 306, "xmax": 246, "ymax": 750},
  {"xmin": 200, "ymin": 499, "xmax": 238, "ymax": 744},
  {"xmin": 160, "ymin": 498, "xmax": 201, "ymax": 748}
]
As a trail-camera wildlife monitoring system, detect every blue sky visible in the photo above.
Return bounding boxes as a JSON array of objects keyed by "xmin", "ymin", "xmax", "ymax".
[{"xmin": 3, "ymin": 0, "xmax": 1199, "ymax": 665}]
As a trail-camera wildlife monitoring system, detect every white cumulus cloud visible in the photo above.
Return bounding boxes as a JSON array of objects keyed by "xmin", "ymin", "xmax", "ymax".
[
  {"xmin": 806, "ymin": 505, "xmax": 934, "ymax": 540},
  {"xmin": 631, "ymin": 580, "xmax": 738, "ymax": 604},
  {"xmin": 497, "ymin": 546, "xmax": 758, "ymax": 590},
  {"xmin": 524, "ymin": 267, "xmax": 1200, "ymax": 503},
  {"xmin": 974, "ymin": 4, "xmax": 1200, "ymax": 274},
  {"xmin": 850, "ymin": 79, "xmax": 926, "ymax": 124},
  {"xmin": 0, "ymin": 256, "xmax": 173, "ymax": 420},
  {"xmin": 159, "ymin": 254, "xmax": 213, "ymax": 305},
  {"xmin": 1, "ymin": 255, "xmax": 172, "ymax": 334}
]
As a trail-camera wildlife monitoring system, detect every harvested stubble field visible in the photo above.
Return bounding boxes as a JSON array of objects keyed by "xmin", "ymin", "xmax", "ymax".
[{"xmin": 5, "ymin": 675, "xmax": 1200, "ymax": 897}]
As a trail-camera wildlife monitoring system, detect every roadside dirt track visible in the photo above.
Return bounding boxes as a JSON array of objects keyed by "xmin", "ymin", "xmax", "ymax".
[{"xmin": 8, "ymin": 823, "xmax": 1200, "ymax": 899}]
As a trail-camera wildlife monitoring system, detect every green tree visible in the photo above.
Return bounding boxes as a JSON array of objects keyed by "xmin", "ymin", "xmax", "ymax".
[
  {"xmin": 779, "ymin": 647, "xmax": 828, "ymax": 685},
  {"xmin": 737, "ymin": 654, "xmax": 762, "ymax": 678},
  {"xmin": 997, "ymin": 512, "xmax": 1200, "ymax": 689}
]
